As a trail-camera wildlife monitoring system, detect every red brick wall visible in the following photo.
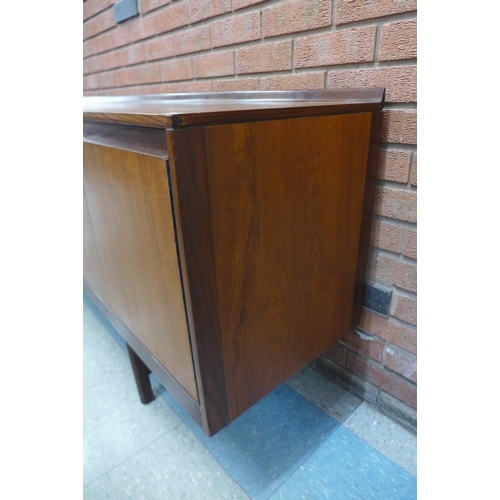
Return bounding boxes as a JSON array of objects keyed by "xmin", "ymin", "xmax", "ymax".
[{"xmin": 83, "ymin": 0, "xmax": 417, "ymax": 427}]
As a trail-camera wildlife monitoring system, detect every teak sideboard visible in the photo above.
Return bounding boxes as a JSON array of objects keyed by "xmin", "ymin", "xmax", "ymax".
[{"xmin": 83, "ymin": 89, "xmax": 385, "ymax": 436}]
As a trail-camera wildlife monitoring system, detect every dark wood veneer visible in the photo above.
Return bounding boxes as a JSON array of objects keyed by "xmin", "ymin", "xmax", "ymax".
[
  {"xmin": 83, "ymin": 89, "xmax": 384, "ymax": 128},
  {"xmin": 83, "ymin": 90, "xmax": 385, "ymax": 436}
]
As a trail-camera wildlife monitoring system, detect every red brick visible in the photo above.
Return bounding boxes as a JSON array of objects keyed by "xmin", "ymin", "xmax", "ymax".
[
  {"xmin": 341, "ymin": 329, "xmax": 384, "ymax": 362},
  {"xmin": 154, "ymin": 2, "xmax": 189, "ymax": 34},
  {"xmin": 99, "ymin": 71, "xmax": 117, "ymax": 88},
  {"xmin": 403, "ymin": 229, "xmax": 417, "ymax": 260},
  {"xmin": 106, "ymin": 86, "xmax": 141, "ymax": 95},
  {"xmin": 378, "ymin": 149, "xmax": 411, "ymax": 183},
  {"xmin": 128, "ymin": 15, "xmax": 157, "ymax": 42},
  {"xmin": 188, "ymin": 0, "xmax": 231, "ymax": 24},
  {"xmin": 145, "ymin": 81, "xmax": 213, "ymax": 93},
  {"xmin": 145, "ymin": 35, "xmax": 174, "ymax": 61},
  {"xmin": 294, "ymin": 27, "xmax": 376, "ymax": 68},
  {"xmin": 135, "ymin": 64, "xmax": 161, "ymax": 85},
  {"xmin": 98, "ymin": 45, "xmax": 140, "ymax": 72},
  {"xmin": 83, "ymin": 56, "xmax": 103, "ymax": 75},
  {"xmin": 324, "ymin": 342, "xmax": 347, "ymax": 366},
  {"xmin": 212, "ymin": 78, "xmax": 259, "ymax": 91},
  {"xmin": 393, "ymin": 293, "xmax": 417, "ymax": 325},
  {"xmin": 92, "ymin": 26, "xmax": 131, "ymax": 55},
  {"xmin": 211, "ymin": 11, "xmax": 260, "ymax": 48},
  {"xmin": 367, "ymin": 252, "xmax": 417, "ymax": 293},
  {"xmin": 236, "ymin": 41, "xmax": 292, "ymax": 74},
  {"xmin": 160, "ymin": 58, "xmax": 193, "ymax": 82},
  {"xmin": 410, "ymin": 154, "xmax": 417, "ymax": 186},
  {"xmin": 83, "ymin": 0, "xmax": 114, "ymax": 22},
  {"xmin": 83, "ymin": 9, "xmax": 115, "ymax": 40},
  {"xmin": 115, "ymin": 62, "xmax": 158, "ymax": 88},
  {"xmin": 382, "ymin": 110, "xmax": 417, "ymax": 145},
  {"xmin": 370, "ymin": 220, "xmax": 403, "ymax": 253},
  {"xmin": 374, "ymin": 186, "xmax": 417, "ymax": 223},
  {"xmin": 116, "ymin": 67, "xmax": 136, "ymax": 87},
  {"xmin": 359, "ymin": 308, "xmax": 416, "ymax": 355},
  {"xmin": 384, "ymin": 345, "xmax": 417, "ymax": 383},
  {"xmin": 193, "ymin": 51, "xmax": 234, "ymax": 79},
  {"xmin": 171, "ymin": 26, "xmax": 211, "ymax": 56},
  {"xmin": 336, "ymin": 0, "xmax": 417, "ymax": 25},
  {"xmin": 83, "ymin": 40, "xmax": 95, "ymax": 59},
  {"xmin": 100, "ymin": 44, "xmax": 146, "ymax": 71},
  {"xmin": 83, "ymin": 74, "xmax": 100, "ymax": 90},
  {"xmin": 140, "ymin": 0, "xmax": 171, "ymax": 14},
  {"xmin": 263, "ymin": 0, "xmax": 331, "ymax": 38},
  {"xmin": 328, "ymin": 66, "xmax": 416, "ymax": 103},
  {"xmin": 84, "ymin": 90, "xmax": 100, "ymax": 96},
  {"xmin": 234, "ymin": 0, "xmax": 268, "ymax": 9},
  {"xmin": 379, "ymin": 19, "xmax": 417, "ymax": 61},
  {"xmin": 260, "ymin": 72, "xmax": 324, "ymax": 90},
  {"xmin": 347, "ymin": 351, "xmax": 416, "ymax": 408}
]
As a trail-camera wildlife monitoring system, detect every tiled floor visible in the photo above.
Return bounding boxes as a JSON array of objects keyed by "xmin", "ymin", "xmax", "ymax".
[{"xmin": 83, "ymin": 296, "xmax": 417, "ymax": 499}]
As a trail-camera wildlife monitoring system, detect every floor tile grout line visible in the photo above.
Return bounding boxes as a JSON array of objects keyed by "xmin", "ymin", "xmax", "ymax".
[
  {"xmin": 86, "ymin": 302, "xmax": 416, "ymax": 488},
  {"xmin": 341, "ymin": 405, "xmax": 417, "ymax": 477},
  {"xmin": 83, "ymin": 418, "xmax": 185, "ymax": 489},
  {"xmin": 83, "ymin": 364, "xmax": 131, "ymax": 392},
  {"xmin": 284, "ymin": 379, "xmax": 363, "ymax": 423},
  {"xmin": 286, "ymin": 376, "xmax": 415, "ymax": 464},
  {"xmin": 266, "ymin": 424, "xmax": 416, "ymax": 499},
  {"xmin": 260, "ymin": 424, "xmax": 344, "ymax": 500},
  {"xmin": 284, "ymin": 381, "xmax": 417, "ymax": 479},
  {"xmin": 339, "ymin": 424, "xmax": 417, "ymax": 478},
  {"xmin": 152, "ymin": 380, "xmax": 339, "ymax": 500}
]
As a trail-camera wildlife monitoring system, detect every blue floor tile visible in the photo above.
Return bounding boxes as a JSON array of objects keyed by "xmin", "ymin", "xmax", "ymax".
[
  {"xmin": 151, "ymin": 376, "xmax": 339, "ymax": 500},
  {"xmin": 268, "ymin": 426, "xmax": 417, "ymax": 500}
]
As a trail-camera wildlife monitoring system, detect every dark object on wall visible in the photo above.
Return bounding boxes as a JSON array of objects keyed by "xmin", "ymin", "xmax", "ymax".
[
  {"xmin": 363, "ymin": 284, "xmax": 392, "ymax": 315},
  {"xmin": 83, "ymin": 89, "xmax": 385, "ymax": 436},
  {"xmin": 113, "ymin": 0, "xmax": 138, "ymax": 23}
]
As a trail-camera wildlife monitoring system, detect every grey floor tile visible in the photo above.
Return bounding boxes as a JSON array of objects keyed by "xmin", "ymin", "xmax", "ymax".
[
  {"xmin": 84, "ymin": 369, "xmax": 182, "ymax": 485},
  {"xmin": 84, "ymin": 473, "xmax": 152, "ymax": 500},
  {"xmin": 343, "ymin": 401, "xmax": 417, "ymax": 477},
  {"xmin": 286, "ymin": 366, "xmax": 362, "ymax": 423},
  {"xmin": 83, "ymin": 302, "xmax": 130, "ymax": 389},
  {"xmin": 84, "ymin": 423, "xmax": 250, "ymax": 500}
]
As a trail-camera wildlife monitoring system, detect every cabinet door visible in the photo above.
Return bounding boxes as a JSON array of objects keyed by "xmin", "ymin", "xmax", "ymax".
[
  {"xmin": 83, "ymin": 142, "xmax": 198, "ymax": 401},
  {"xmin": 83, "ymin": 185, "xmax": 108, "ymax": 298}
]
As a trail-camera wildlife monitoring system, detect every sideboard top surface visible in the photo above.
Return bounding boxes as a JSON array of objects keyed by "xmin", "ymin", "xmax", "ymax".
[{"xmin": 83, "ymin": 89, "xmax": 385, "ymax": 128}]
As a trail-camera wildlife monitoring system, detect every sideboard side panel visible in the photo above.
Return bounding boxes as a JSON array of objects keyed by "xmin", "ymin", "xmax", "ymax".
[
  {"xmin": 204, "ymin": 113, "xmax": 373, "ymax": 419},
  {"xmin": 83, "ymin": 142, "xmax": 198, "ymax": 401}
]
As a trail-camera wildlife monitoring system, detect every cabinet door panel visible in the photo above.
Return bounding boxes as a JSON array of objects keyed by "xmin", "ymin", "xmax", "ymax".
[
  {"xmin": 83, "ymin": 185, "xmax": 108, "ymax": 298},
  {"xmin": 83, "ymin": 142, "xmax": 198, "ymax": 401}
]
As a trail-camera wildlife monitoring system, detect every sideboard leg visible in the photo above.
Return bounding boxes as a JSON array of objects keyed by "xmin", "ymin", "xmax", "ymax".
[{"xmin": 127, "ymin": 344, "xmax": 156, "ymax": 404}]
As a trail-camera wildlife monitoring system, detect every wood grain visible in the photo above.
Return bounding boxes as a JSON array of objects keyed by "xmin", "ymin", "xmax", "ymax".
[
  {"xmin": 83, "ymin": 121, "xmax": 169, "ymax": 157},
  {"xmin": 83, "ymin": 89, "xmax": 385, "ymax": 128},
  {"xmin": 83, "ymin": 185, "xmax": 108, "ymax": 298},
  {"xmin": 127, "ymin": 344, "xmax": 155, "ymax": 404},
  {"xmin": 84, "ymin": 282, "xmax": 203, "ymax": 428},
  {"xmin": 83, "ymin": 142, "xmax": 198, "ymax": 401},
  {"xmin": 203, "ymin": 113, "xmax": 373, "ymax": 419},
  {"xmin": 83, "ymin": 91, "xmax": 385, "ymax": 435},
  {"xmin": 167, "ymin": 128, "xmax": 230, "ymax": 435}
]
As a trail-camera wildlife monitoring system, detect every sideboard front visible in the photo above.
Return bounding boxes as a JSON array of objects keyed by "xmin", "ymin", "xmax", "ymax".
[
  {"xmin": 83, "ymin": 90, "xmax": 385, "ymax": 436},
  {"xmin": 83, "ymin": 139, "xmax": 198, "ymax": 403}
]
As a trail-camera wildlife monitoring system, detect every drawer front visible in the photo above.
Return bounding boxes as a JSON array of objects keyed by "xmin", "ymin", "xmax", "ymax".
[{"xmin": 83, "ymin": 142, "xmax": 198, "ymax": 402}]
